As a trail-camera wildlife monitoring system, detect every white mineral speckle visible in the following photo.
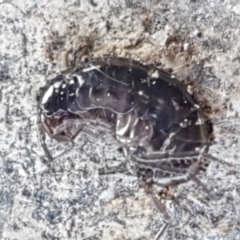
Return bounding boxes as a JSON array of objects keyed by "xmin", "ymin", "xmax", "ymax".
[{"xmin": 99, "ymin": 188, "xmax": 115, "ymax": 201}]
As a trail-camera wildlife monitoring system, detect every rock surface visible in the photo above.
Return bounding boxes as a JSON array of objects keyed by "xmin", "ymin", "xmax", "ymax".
[{"xmin": 1, "ymin": 0, "xmax": 240, "ymax": 239}]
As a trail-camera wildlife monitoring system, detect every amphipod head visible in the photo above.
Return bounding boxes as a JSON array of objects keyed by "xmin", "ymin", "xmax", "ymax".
[{"xmin": 36, "ymin": 74, "xmax": 85, "ymax": 161}]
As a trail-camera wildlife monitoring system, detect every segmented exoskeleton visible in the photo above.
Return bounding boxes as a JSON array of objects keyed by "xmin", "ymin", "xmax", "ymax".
[{"xmin": 37, "ymin": 57, "xmax": 214, "ymax": 239}]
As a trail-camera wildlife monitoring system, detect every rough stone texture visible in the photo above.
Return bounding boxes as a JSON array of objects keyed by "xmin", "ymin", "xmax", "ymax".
[{"xmin": 1, "ymin": 0, "xmax": 240, "ymax": 239}]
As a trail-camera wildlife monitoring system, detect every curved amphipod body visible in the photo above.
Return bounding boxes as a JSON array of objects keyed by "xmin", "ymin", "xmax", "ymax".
[
  {"xmin": 37, "ymin": 57, "xmax": 212, "ymax": 170},
  {"xmin": 37, "ymin": 57, "xmax": 213, "ymax": 238}
]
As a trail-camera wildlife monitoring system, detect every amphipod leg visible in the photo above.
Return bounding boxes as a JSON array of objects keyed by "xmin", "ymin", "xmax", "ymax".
[
  {"xmin": 133, "ymin": 152, "xmax": 219, "ymax": 200},
  {"xmin": 190, "ymin": 174, "xmax": 220, "ymax": 200},
  {"xmin": 51, "ymin": 142, "xmax": 76, "ymax": 160},
  {"xmin": 203, "ymin": 152, "xmax": 237, "ymax": 168},
  {"xmin": 38, "ymin": 119, "xmax": 84, "ymax": 161},
  {"xmin": 150, "ymin": 161, "xmax": 219, "ymax": 200},
  {"xmin": 140, "ymin": 183, "xmax": 173, "ymax": 240},
  {"xmin": 178, "ymin": 161, "xmax": 219, "ymax": 200},
  {"xmin": 38, "ymin": 122, "xmax": 54, "ymax": 161},
  {"xmin": 151, "ymin": 193, "xmax": 171, "ymax": 240}
]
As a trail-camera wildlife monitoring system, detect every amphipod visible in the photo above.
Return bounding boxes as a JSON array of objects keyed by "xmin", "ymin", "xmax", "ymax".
[{"xmin": 37, "ymin": 57, "xmax": 214, "ymax": 239}]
